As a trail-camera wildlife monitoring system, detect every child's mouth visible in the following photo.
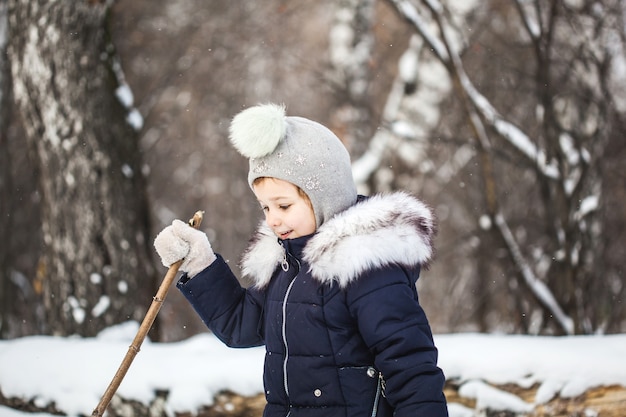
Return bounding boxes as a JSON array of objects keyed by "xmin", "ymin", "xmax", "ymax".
[{"xmin": 278, "ymin": 230, "xmax": 292, "ymax": 239}]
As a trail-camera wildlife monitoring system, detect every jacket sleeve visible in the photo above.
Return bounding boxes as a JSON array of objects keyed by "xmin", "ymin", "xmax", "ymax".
[
  {"xmin": 176, "ymin": 254, "xmax": 266, "ymax": 348},
  {"xmin": 346, "ymin": 265, "xmax": 448, "ymax": 417}
]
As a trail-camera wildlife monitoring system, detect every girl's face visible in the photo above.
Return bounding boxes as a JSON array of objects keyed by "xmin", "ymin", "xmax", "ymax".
[{"xmin": 253, "ymin": 177, "xmax": 316, "ymax": 240}]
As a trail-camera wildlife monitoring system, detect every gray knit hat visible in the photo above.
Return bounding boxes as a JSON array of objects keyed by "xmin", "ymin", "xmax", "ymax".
[{"xmin": 229, "ymin": 103, "xmax": 357, "ymax": 228}]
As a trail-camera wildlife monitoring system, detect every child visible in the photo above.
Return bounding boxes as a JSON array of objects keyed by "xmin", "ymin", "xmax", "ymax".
[{"xmin": 154, "ymin": 104, "xmax": 448, "ymax": 417}]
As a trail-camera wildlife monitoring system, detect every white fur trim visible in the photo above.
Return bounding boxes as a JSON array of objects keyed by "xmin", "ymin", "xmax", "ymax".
[
  {"xmin": 229, "ymin": 103, "xmax": 287, "ymax": 158},
  {"xmin": 241, "ymin": 222, "xmax": 285, "ymax": 289},
  {"xmin": 304, "ymin": 192, "xmax": 435, "ymax": 287},
  {"xmin": 240, "ymin": 192, "xmax": 436, "ymax": 289}
]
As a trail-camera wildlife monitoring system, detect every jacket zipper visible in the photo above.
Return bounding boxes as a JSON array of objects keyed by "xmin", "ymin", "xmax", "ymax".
[
  {"xmin": 282, "ymin": 275, "xmax": 296, "ymax": 398},
  {"xmin": 370, "ymin": 371, "xmax": 384, "ymax": 417},
  {"xmin": 281, "ymin": 257, "xmax": 300, "ymax": 403}
]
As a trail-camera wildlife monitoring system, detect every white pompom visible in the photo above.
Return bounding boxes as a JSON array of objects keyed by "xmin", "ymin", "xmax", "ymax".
[{"xmin": 229, "ymin": 103, "xmax": 287, "ymax": 158}]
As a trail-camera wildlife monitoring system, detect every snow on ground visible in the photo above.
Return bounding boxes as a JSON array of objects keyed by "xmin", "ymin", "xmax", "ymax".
[{"xmin": 1, "ymin": 322, "xmax": 625, "ymax": 417}]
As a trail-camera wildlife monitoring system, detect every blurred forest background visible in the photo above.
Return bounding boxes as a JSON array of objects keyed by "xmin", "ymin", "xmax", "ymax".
[{"xmin": 1, "ymin": 0, "xmax": 624, "ymax": 342}]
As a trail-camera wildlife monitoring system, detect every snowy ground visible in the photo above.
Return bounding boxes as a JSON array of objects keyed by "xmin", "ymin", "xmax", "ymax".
[{"xmin": 1, "ymin": 321, "xmax": 625, "ymax": 417}]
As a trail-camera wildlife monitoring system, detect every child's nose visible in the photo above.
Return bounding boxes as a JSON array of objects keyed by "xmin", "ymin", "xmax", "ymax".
[{"xmin": 266, "ymin": 211, "xmax": 281, "ymax": 227}]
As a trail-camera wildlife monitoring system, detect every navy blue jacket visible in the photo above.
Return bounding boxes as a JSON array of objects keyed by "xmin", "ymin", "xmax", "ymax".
[{"xmin": 177, "ymin": 192, "xmax": 448, "ymax": 417}]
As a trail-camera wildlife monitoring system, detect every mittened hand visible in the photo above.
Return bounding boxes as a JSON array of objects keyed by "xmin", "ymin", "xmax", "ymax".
[
  {"xmin": 154, "ymin": 219, "xmax": 217, "ymax": 278},
  {"xmin": 154, "ymin": 221, "xmax": 189, "ymax": 267}
]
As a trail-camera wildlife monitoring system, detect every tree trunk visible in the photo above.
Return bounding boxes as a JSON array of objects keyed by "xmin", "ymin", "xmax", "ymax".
[
  {"xmin": 7, "ymin": 0, "xmax": 157, "ymax": 336},
  {"xmin": 0, "ymin": 2, "xmax": 11, "ymax": 337}
]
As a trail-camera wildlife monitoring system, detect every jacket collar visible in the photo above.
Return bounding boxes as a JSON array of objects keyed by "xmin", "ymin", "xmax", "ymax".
[
  {"xmin": 281, "ymin": 234, "xmax": 310, "ymax": 260},
  {"xmin": 240, "ymin": 191, "xmax": 436, "ymax": 289}
]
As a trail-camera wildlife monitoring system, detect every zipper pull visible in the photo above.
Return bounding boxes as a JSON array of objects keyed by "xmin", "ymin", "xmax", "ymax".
[
  {"xmin": 279, "ymin": 240, "xmax": 289, "ymax": 272},
  {"xmin": 379, "ymin": 372, "xmax": 386, "ymax": 398},
  {"xmin": 281, "ymin": 254, "xmax": 289, "ymax": 271}
]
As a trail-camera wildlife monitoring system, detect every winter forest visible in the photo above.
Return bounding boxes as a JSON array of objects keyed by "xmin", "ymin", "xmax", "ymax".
[{"xmin": 1, "ymin": 0, "xmax": 625, "ymax": 416}]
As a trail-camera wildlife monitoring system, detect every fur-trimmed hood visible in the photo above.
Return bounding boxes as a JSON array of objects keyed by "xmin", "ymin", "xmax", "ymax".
[{"xmin": 241, "ymin": 191, "xmax": 437, "ymax": 289}]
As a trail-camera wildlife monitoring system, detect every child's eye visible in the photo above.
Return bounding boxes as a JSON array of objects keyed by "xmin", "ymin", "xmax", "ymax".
[
  {"xmin": 260, "ymin": 205, "xmax": 269, "ymax": 212},
  {"xmin": 279, "ymin": 205, "xmax": 291, "ymax": 210}
]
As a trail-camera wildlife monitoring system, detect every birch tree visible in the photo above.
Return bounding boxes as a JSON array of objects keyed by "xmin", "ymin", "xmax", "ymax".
[
  {"xmin": 6, "ymin": 0, "xmax": 156, "ymax": 337},
  {"xmin": 328, "ymin": 0, "xmax": 377, "ymax": 156}
]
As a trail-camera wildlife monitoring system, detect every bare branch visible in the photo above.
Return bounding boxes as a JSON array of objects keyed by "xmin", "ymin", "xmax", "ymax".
[
  {"xmin": 494, "ymin": 213, "xmax": 575, "ymax": 335},
  {"xmin": 388, "ymin": 0, "xmax": 560, "ymax": 181},
  {"xmin": 386, "ymin": 0, "xmax": 577, "ymax": 335}
]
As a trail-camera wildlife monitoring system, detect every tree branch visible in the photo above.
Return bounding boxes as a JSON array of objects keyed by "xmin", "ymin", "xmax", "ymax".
[{"xmin": 387, "ymin": 0, "xmax": 575, "ymax": 335}]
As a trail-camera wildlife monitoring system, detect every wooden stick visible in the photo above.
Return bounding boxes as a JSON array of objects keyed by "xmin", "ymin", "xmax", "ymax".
[{"xmin": 91, "ymin": 211, "xmax": 204, "ymax": 417}]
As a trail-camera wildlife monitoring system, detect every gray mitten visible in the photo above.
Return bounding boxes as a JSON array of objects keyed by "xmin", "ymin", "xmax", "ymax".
[{"xmin": 154, "ymin": 219, "xmax": 217, "ymax": 278}]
